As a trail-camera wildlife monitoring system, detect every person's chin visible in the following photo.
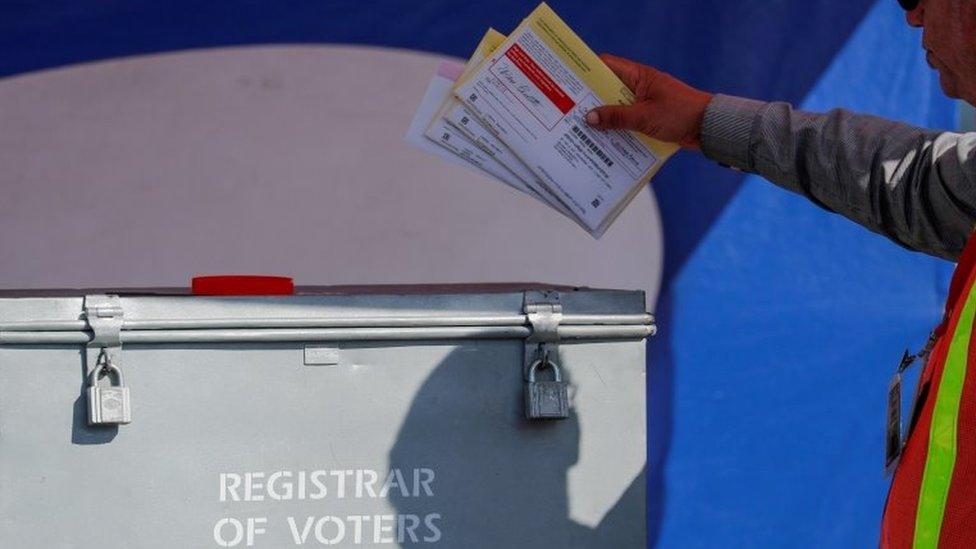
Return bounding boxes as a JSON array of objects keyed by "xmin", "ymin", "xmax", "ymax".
[{"xmin": 937, "ymin": 70, "xmax": 962, "ymax": 99}]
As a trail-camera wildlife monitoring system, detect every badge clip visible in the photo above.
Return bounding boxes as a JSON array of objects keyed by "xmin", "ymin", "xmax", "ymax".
[{"xmin": 885, "ymin": 337, "xmax": 932, "ymax": 477}]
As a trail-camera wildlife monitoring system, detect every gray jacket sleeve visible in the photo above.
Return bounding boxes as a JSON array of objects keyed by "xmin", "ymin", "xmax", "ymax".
[{"xmin": 699, "ymin": 94, "xmax": 976, "ymax": 261}]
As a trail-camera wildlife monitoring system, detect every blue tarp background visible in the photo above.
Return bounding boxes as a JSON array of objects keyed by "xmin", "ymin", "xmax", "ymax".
[{"xmin": 0, "ymin": 0, "xmax": 958, "ymax": 546}]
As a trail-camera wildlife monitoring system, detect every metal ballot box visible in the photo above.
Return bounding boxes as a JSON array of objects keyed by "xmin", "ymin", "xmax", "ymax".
[{"xmin": 0, "ymin": 285, "xmax": 651, "ymax": 548}]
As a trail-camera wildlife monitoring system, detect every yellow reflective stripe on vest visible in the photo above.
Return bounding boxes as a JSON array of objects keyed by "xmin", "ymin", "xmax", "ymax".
[{"xmin": 913, "ymin": 283, "xmax": 976, "ymax": 548}]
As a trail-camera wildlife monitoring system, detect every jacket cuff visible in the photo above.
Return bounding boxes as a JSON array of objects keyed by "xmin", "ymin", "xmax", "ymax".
[{"xmin": 700, "ymin": 94, "xmax": 767, "ymax": 171}]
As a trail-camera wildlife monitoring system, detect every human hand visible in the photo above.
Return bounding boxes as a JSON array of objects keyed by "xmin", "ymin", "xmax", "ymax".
[{"xmin": 585, "ymin": 54, "xmax": 714, "ymax": 150}]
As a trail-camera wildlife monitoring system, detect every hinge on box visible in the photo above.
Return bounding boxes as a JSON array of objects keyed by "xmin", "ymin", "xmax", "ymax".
[
  {"xmin": 84, "ymin": 295, "xmax": 124, "ymax": 349},
  {"xmin": 523, "ymin": 290, "xmax": 562, "ymax": 380}
]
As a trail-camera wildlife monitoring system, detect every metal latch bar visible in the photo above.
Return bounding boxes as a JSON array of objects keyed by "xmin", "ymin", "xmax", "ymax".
[
  {"xmin": 523, "ymin": 290, "xmax": 562, "ymax": 380},
  {"xmin": 83, "ymin": 294, "xmax": 124, "ymax": 378},
  {"xmin": 84, "ymin": 294, "xmax": 124, "ymax": 348}
]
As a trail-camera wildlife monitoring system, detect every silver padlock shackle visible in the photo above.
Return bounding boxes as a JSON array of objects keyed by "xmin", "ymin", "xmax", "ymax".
[
  {"xmin": 90, "ymin": 357, "xmax": 125, "ymax": 388},
  {"xmin": 527, "ymin": 358, "xmax": 562, "ymax": 383}
]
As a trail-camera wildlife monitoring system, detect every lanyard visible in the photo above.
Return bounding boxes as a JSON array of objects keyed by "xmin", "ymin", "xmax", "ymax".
[{"xmin": 938, "ymin": 230, "xmax": 976, "ymax": 335}]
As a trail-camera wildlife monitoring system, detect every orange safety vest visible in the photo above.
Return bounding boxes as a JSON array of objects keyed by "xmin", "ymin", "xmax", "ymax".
[{"xmin": 881, "ymin": 231, "xmax": 976, "ymax": 548}]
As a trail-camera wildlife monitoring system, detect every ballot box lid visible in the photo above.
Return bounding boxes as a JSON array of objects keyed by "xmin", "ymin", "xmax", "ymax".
[{"xmin": 0, "ymin": 45, "xmax": 664, "ymax": 308}]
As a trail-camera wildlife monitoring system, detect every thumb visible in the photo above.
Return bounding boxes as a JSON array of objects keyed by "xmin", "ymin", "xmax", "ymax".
[{"xmin": 586, "ymin": 104, "xmax": 650, "ymax": 134}]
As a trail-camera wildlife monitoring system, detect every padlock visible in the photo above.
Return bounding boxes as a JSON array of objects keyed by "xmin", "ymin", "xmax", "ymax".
[
  {"xmin": 87, "ymin": 359, "xmax": 131, "ymax": 426},
  {"xmin": 524, "ymin": 358, "xmax": 570, "ymax": 420}
]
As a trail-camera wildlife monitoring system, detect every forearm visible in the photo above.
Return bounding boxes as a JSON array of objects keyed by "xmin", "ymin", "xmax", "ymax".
[{"xmin": 700, "ymin": 94, "xmax": 976, "ymax": 261}]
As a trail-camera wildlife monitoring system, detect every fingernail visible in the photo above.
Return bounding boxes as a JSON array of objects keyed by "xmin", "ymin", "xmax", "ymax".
[{"xmin": 585, "ymin": 110, "xmax": 599, "ymax": 125}]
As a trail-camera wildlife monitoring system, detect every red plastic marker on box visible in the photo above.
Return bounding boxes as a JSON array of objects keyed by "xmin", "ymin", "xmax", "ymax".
[{"xmin": 191, "ymin": 275, "xmax": 294, "ymax": 296}]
